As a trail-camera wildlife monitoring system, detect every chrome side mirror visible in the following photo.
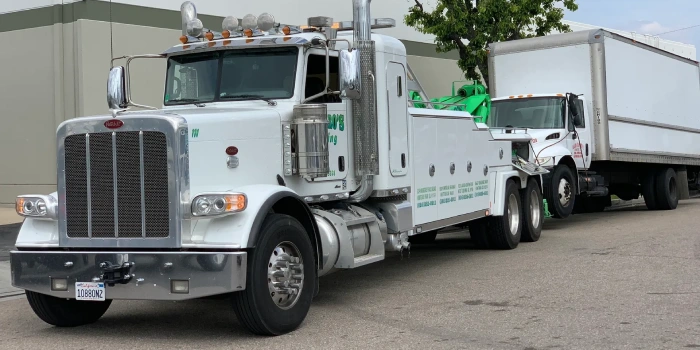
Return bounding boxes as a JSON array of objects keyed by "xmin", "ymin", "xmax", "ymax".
[
  {"xmin": 107, "ymin": 66, "xmax": 128, "ymax": 110},
  {"xmin": 339, "ymin": 49, "xmax": 360, "ymax": 100}
]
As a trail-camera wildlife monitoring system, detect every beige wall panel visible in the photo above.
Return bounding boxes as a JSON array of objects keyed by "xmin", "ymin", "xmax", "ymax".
[
  {"xmin": 0, "ymin": 26, "xmax": 60, "ymax": 203},
  {"xmin": 78, "ymin": 20, "xmax": 180, "ymax": 116},
  {"xmin": 406, "ymin": 55, "xmax": 466, "ymax": 98}
]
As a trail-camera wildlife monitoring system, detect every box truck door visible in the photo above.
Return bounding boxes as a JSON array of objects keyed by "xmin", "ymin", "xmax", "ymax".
[{"xmin": 566, "ymin": 97, "xmax": 591, "ymax": 170}]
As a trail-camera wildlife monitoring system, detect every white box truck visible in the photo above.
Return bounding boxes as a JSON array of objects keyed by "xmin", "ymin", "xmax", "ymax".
[{"xmin": 486, "ymin": 29, "xmax": 700, "ymax": 218}]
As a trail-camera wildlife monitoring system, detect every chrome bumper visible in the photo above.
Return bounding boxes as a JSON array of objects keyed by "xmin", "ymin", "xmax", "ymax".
[{"xmin": 10, "ymin": 251, "xmax": 247, "ymax": 300}]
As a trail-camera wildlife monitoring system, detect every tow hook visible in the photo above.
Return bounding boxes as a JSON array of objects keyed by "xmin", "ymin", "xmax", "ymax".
[{"xmin": 96, "ymin": 261, "xmax": 135, "ymax": 287}]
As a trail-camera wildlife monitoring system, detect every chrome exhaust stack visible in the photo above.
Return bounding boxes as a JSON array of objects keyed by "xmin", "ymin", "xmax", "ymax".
[{"xmin": 348, "ymin": 0, "xmax": 379, "ymax": 203}]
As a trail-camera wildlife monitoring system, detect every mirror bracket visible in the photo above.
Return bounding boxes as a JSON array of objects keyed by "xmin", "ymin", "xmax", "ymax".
[{"xmin": 107, "ymin": 54, "xmax": 165, "ymax": 114}]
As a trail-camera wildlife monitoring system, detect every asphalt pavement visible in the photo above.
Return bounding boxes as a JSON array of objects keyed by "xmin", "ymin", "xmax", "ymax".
[{"xmin": 0, "ymin": 200, "xmax": 699, "ymax": 349}]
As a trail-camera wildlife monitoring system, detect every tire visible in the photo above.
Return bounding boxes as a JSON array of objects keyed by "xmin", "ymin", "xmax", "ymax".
[
  {"xmin": 641, "ymin": 170, "xmax": 658, "ymax": 210},
  {"xmin": 520, "ymin": 178, "xmax": 544, "ymax": 243},
  {"xmin": 486, "ymin": 180, "xmax": 522, "ymax": 250},
  {"xmin": 544, "ymin": 165, "xmax": 576, "ymax": 219},
  {"xmin": 654, "ymin": 167, "xmax": 679, "ymax": 210},
  {"xmin": 25, "ymin": 291, "xmax": 112, "ymax": 327},
  {"xmin": 408, "ymin": 231, "xmax": 437, "ymax": 244},
  {"xmin": 232, "ymin": 213, "xmax": 316, "ymax": 336}
]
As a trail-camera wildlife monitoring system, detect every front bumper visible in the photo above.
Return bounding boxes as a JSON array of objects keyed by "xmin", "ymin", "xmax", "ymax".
[{"xmin": 10, "ymin": 251, "xmax": 247, "ymax": 300}]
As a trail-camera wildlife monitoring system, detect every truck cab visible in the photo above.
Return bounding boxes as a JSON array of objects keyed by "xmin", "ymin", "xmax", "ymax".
[{"xmin": 490, "ymin": 93, "xmax": 602, "ymax": 218}]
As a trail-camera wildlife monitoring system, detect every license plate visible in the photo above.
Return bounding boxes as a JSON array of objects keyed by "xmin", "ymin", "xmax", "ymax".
[{"xmin": 75, "ymin": 282, "xmax": 106, "ymax": 301}]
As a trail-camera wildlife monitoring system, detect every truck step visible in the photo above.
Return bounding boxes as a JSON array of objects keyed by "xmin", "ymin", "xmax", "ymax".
[
  {"xmin": 352, "ymin": 254, "xmax": 385, "ymax": 267},
  {"xmin": 586, "ymin": 186, "xmax": 609, "ymax": 197}
]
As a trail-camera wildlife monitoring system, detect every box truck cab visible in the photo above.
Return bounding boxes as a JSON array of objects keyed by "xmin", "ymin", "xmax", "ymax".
[{"xmin": 489, "ymin": 93, "xmax": 595, "ymax": 217}]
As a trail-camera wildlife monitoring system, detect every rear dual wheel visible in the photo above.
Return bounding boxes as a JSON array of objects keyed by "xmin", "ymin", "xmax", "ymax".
[
  {"xmin": 469, "ymin": 179, "xmax": 524, "ymax": 250},
  {"xmin": 642, "ymin": 167, "xmax": 679, "ymax": 211}
]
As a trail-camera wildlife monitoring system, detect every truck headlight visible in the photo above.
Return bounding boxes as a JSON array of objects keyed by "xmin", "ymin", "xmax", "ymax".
[
  {"xmin": 191, "ymin": 192, "xmax": 247, "ymax": 217},
  {"xmin": 15, "ymin": 195, "xmax": 58, "ymax": 220},
  {"xmin": 536, "ymin": 157, "xmax": 553, "ymax": 166}
]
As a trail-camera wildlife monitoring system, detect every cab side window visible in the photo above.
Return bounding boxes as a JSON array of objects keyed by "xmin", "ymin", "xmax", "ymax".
[
  {"xmin": 571, "ymin": 100, "xmax": 585, "ymax": 128},
  {"xmin": 304, "ymin": 54, "xmax": 340, "ymax": 103}
]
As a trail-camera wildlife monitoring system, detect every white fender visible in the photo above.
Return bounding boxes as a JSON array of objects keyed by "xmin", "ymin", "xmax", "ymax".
[{"xmin": 15, "ymin": 191, "xmax": 59, "ymax": 248}]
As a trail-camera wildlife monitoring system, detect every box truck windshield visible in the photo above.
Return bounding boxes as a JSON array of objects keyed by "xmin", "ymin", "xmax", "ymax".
[{"xmin": 489, "ymin": 97, "xmax": 566, "ymax": 129}]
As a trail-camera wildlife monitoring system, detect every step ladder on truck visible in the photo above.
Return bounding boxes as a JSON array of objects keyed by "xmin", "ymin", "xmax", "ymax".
[{"xmin": 10, "ymin": 0, "xmax": 548, "ymax": 336}]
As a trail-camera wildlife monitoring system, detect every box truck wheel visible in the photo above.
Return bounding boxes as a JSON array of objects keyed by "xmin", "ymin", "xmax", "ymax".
[
  {"xmin": 232, "ymin": 213, "xmax": 316, "ymax": 336},
  {"xmin": 25, "ymin": 291, "xmax": 112, "ymax": 327},
  {"xmin": 641, "ymin": 170, "xmax": 658, "ymax": 210},
  {"xmin": 520, "ymin": 177, "xmax": 544, "ymax": 242},
  {"xmin": 654, "ymin": 167, "xmax": 679, "ymax": 210},
  {"xmin": 544, "ymin": 165, "xmax": 575, "ymax": 219}
]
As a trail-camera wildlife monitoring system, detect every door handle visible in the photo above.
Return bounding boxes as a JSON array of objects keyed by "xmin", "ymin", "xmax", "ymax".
[{"xmin": 572, "ymin": 133, "xmax": 577, "ymax": 140}]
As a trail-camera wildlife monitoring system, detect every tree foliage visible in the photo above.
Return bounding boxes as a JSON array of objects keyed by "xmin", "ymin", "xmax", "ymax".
[{"xmin": 405, "ymin": 0, "xmax": 578, "ymax": 89}]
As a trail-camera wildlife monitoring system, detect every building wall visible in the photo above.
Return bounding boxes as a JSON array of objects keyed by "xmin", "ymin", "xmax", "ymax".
[{"xmin": 0, "ymin": 0, "xmax": 696, "ymax": 203}]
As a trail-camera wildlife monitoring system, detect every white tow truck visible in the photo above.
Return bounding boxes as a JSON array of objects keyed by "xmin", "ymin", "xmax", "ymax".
[
  {"xmin": 10, "ymin": 0, "xmax": 547, "ymax": 335},
  {"xmin": 487, "ymin": 29, "xmax": 700, "ymax": 218}
]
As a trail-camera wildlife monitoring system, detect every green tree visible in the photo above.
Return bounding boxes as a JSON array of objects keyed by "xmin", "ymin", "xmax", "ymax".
[{"xmin": 405, "ymin": 0, "xmax": 578, "ymax": 89}]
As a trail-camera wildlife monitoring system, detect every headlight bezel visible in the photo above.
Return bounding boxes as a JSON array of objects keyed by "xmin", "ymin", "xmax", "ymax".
[
  {"xmin": 536, "ymin": 156, "xmax": 553, "ymax": 166},
  {"xmin": 191, "ymin": 192, "xmax": 247, "ymax": 218},
  {"xmin": 15, "ymin": 194, "xmax": 58, "ymax": 220}
]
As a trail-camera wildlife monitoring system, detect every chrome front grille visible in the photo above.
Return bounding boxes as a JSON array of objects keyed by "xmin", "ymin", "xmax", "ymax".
[{"xmin": 63, "ymin": 131, "xmax": 170, "ymax": 239}]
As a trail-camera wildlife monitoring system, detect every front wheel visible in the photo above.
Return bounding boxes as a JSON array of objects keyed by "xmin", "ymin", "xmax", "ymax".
[
  {"xmin": 544, "ymin": 165, "xmax": 576, "ymax": 219},
  {"xmin": 25, "ymin": 291, "xmax": 112, "ymax": 327},
  {"xmin": 232, "ymin": 213, "xmax": 316, "ymax": 336}
]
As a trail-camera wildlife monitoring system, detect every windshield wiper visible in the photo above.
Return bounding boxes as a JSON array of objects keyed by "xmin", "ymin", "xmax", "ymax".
[
  {"xmin": 167, "ymin": 98, "xmax": 206, "ymax": 107},
  {"xmin": 221, "ymin": 94, "xmax": 277, "ymax": 106}
]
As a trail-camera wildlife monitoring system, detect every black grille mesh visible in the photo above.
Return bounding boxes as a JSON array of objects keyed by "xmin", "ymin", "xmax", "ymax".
[{"xmin": 63, "ymin": 131, "xmax": 170, "ymax": 238}]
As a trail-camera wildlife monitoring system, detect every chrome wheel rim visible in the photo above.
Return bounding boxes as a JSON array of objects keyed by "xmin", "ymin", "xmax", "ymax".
[
  {"xmin": 267, "ymin": 241, "xmax": 304, "ymax": 310},
  {"xmin": 507, "ymin": 193, "xmax": 520, "ymax": 236},
  {"xmin": 558, "ymin": 178, "xmax": 572, "ymax": 207},
  {"xmin": 530, "ymin": 189, "xmax": 541, "ymax": 229}
]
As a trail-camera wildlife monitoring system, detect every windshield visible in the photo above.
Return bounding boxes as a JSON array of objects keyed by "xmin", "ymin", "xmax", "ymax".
[
  {"xmin": 163, "ymin": 47, "xmax": 299, "ymax": 105},
  {"xmin": 488, "ymin": 97, "xmax": 566, "ymax": 129}
]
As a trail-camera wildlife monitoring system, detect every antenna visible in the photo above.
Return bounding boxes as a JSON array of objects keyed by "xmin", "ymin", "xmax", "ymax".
[{"xmin": 109, "ymin": 0, "xmax": 114, "ymax": 60}]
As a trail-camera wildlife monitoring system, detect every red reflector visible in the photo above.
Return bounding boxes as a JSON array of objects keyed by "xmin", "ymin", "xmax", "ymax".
[
  {"xmin": 226, "ymin": 146, "xmax": 238, "ymax": 155},
  {"xmin": 104, "ymin": 119, "xmax": 123, "ymax": 129}
]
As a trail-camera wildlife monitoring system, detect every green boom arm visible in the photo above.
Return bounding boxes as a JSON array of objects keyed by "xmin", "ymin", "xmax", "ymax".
[{"xmin": 409, "ymin": 81, "xmax": 491, "ymax": 124}]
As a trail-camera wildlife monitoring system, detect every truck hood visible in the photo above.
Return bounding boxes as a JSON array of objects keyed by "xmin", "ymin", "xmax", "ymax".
[
  {"xmin": 111, "ymin": 105, "xmax": 286, "ymax": 193},
  {"xmin": 524, "ymin": 129, "xmax": 572, "ymax": 165},
  {"xmin": 160, "ymin": 106, "xmax": 283, "ymax": 141}
]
